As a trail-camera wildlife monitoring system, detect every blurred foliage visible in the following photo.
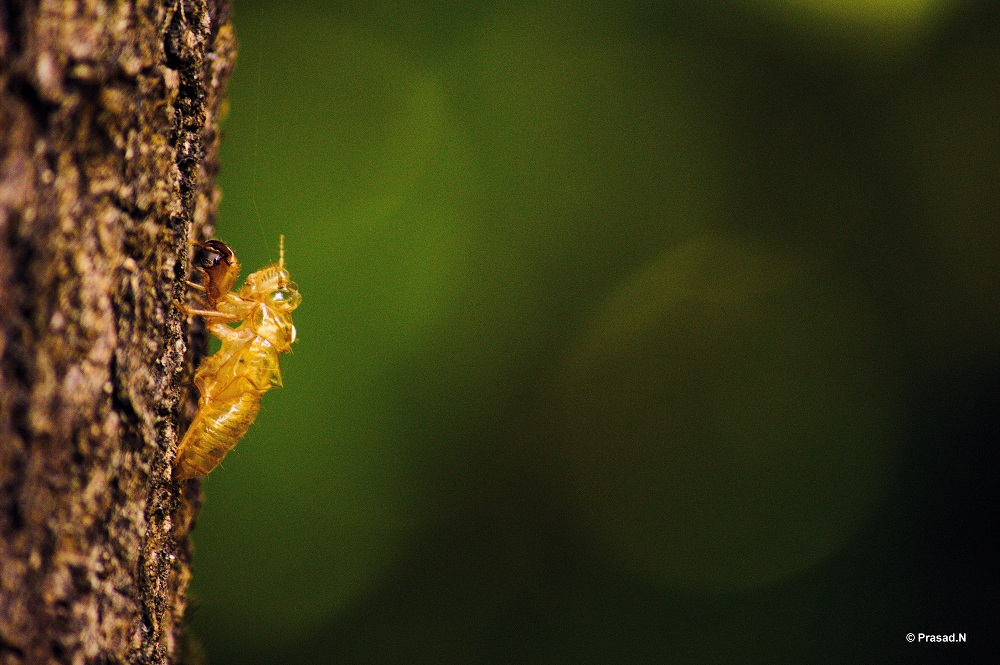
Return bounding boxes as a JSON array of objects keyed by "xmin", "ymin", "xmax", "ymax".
[{"xmin": 188, "ymin": 0, "xmax": 997, "ymax": 662}]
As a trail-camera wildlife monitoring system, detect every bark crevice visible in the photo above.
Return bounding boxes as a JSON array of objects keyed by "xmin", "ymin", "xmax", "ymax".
[{"xmin": 1, "ymin": 2, "xmax": 234, "ymax": 663}]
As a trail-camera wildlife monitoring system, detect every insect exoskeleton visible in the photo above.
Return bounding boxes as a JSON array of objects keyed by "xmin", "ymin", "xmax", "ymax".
[{"xmin": 173, "ymin": 235, "xmax": 302, "ymax": 480}]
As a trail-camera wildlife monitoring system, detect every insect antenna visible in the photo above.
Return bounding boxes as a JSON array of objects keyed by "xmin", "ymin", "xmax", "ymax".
[{"xmin": 278, "ymin": 234, "xmax": 286, "ymax": 287}]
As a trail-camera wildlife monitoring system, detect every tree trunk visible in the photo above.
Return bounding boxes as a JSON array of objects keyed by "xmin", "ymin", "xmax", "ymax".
[{"xmin": 0, "ymin": 1, "xmax": 234, "ymax": 663}]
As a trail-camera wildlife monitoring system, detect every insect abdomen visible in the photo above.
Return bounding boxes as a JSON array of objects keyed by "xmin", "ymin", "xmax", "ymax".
[{"xmin": 174, "ymin": 378, "xmax": 263, "ymax": 480}]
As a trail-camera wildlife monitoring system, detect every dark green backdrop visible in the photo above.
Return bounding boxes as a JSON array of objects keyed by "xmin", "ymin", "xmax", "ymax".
[{"xmin": 187, "ymin": 1, "xmax": 997, "ymax": 662}]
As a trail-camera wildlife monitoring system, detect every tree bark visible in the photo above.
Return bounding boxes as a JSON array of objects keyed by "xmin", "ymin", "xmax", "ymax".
[{"xmin": 0, "ymin": 1, "xmax": 234, "ymax": 663}]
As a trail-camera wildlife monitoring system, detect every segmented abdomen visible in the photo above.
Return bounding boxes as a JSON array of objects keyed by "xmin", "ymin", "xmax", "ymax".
[{"xmin": 173, "ymin": 378, "xmax": 263, "ymax": 480}]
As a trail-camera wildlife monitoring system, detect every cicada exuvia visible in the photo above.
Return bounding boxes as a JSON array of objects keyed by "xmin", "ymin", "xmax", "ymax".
[{"xmin": 173, "ymin": 236, "xmax": 301, "ymax": 480}]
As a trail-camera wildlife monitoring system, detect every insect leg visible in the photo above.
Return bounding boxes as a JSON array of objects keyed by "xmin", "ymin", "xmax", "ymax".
[
  {"xmin": 195, "ymin": 310, "xmax": 241, "ymax": 322},
  {"xmin": 174, "ymin": 301, "xmax": 242, "ymax": 320}
]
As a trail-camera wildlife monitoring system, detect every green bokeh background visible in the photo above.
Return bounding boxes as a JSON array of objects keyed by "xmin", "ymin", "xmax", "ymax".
[{"xmin": 187, "ymin": 1, "xmax": 997, "ymax": 662}]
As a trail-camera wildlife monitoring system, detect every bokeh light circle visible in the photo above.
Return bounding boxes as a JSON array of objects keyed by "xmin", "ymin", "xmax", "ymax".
[{"xmin": 551, "ymin": 234, "xmax": 898, "ymax": 591}]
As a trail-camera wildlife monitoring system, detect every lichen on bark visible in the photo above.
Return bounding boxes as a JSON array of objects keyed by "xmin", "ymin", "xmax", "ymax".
[{"xmin": 0, "ymin": 1, "xmax": 235, "ymax": 663}]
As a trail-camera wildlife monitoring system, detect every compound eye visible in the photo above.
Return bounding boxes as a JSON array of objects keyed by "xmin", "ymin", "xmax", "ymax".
[
  {"xmin": 270, "ymin": 289, "xmax": 293, "ymax": 303},
  {"xmin": 269, "ymin": 287, "xmax": 302, "ymax": 310}
]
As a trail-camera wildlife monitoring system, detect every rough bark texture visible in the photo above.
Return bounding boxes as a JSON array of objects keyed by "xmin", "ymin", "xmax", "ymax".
[{"xmin": 0, "ymin": 1, "xmax": 234, "ymax": 663}]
